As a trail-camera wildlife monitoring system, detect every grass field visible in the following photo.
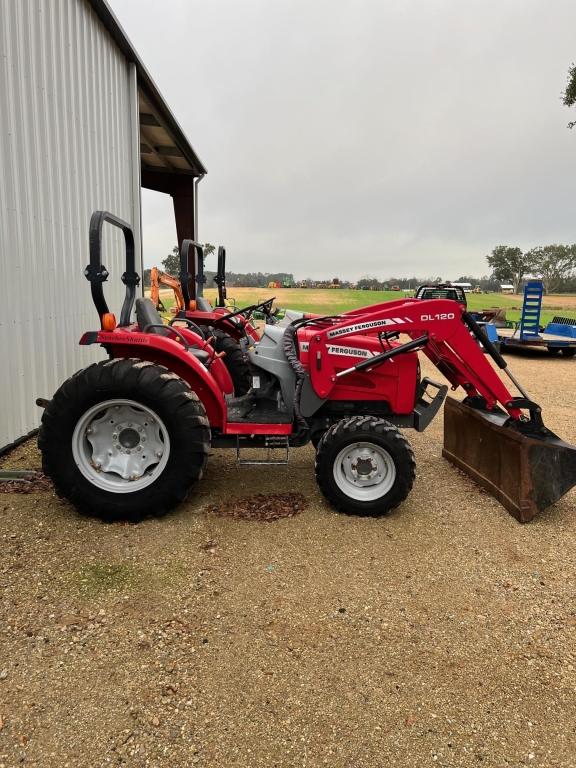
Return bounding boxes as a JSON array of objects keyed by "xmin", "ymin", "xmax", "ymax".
[{"xmin": 151, "ymin": 287, "xmax": 576, "ymax": 326}]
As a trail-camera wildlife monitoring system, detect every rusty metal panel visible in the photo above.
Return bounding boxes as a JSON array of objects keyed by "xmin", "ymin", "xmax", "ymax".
[
  {"xmin": 0, "ymin": 0, "xmax": 141, "ymax": 451},
  {"xmin": 442, "ymin": 397, "xmax": 576, "ymax": 522}
]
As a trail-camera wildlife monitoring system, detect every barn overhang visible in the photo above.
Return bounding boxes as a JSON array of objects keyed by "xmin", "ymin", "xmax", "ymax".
[
  {"xmin": 89, "ymin": 0, "xmax": 206, "ymax": 250},
  {"xmin": 138, "ymin": 88, "xmax": 204, "ymax": 250}
]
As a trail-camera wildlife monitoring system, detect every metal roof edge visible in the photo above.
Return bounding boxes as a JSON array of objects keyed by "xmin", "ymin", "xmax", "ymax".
[{"xmin": 88, "ymin": 0, "xmax": 207, "ymax": 176}]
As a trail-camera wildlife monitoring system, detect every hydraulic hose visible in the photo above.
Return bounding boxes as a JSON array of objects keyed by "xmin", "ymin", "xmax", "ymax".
[{"xmin": 282, "ymin": 322, "xmax": 309, "ymax": 430}]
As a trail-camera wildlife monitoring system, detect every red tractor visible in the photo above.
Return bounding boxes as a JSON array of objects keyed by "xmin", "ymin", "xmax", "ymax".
[
  {"xmin": 176, "ymin": 239, "xmax": 267, "ymax": 343},
  {"xmin": 170, "ymin": 239, "xmax": 276, "ymax": 395},
  {"xmin": 38, "ymin": 213, "xmax": 576, "ymax": 523}
]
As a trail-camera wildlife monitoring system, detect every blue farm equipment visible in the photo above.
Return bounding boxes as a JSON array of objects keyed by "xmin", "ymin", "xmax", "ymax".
[{"xmin": 494, "ymin": 281, "xmax": 576, "ymax": 358}]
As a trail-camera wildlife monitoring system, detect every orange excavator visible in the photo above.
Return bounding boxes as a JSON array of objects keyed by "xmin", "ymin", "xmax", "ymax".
[{"xmin": 150, "ymin": 267, "xmax": 185, "ymax": 314}]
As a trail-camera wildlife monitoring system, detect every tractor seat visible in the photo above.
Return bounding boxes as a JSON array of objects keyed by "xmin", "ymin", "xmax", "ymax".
[{"xmin": 135, "ymin": 298, "xmax": 210, "ymax": 363}]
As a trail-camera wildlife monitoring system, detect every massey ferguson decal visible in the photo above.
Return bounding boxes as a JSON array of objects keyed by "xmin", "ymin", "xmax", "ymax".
[
  {"xmin": 300, "ymin": 341, "xmax": 375, "ymax": 358},
  {"xmin": 327, "ymin": 345, "xmax": 375, "ymax": 358},
  {"xmin": 327, "ymin": 317, "xmax": 413, "ymax": 339}
]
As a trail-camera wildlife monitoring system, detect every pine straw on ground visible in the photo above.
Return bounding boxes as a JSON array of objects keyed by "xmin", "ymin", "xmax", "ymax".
[
  {"xmin": 0, "ymin": 472, "xmax": 52, "ymax": 494},
  {"xmin": 206, "ymin": 492, "xmax": 307, "ymax": 522}
]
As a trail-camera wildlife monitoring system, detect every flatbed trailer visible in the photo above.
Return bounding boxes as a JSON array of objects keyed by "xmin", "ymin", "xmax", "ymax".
[
  {"xmin": 497, "ymin": 326, "xmax": 576, "ymax": 356},
  {"xmin": 494, "ymin": 281, "xmax": 576, "ymax": 357}
]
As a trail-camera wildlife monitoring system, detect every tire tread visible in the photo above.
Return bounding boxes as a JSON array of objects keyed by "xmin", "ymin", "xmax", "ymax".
[
  {"xmin": 315, "ymin": 415, "xmax": 415, "ymax": 517},
  {"xmin": 39, "ymin": 359, "xmax": 210, "ymax": 522}
]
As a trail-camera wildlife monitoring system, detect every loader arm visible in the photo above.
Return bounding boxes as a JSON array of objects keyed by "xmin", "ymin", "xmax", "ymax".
[
  {"xmin": 305, "ymin": 298, "xmax": 576, "ymax": 522},
  {"xmin": 307, "ymin": 299, "xmax": 524, "ymax": 420}
]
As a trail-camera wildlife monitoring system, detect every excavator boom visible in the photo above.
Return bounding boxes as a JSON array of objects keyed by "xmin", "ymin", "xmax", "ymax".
[{"xmin": 150, "ymin": 267, "xmax": 185, "ymax": 313}]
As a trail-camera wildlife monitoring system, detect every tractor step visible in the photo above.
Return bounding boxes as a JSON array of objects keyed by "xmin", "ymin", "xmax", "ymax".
[
  {"xmin": 226, "ymin": 396, "xmax": 292, "ymax": 424},
  {"xmin": 236, "ymin": 435, "xmax": 290, "ymax": 465}
]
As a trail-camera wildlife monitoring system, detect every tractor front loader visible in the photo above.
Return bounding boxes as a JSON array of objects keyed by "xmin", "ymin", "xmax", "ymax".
[{"xmin": 38, "ymin": 212, "xmax": 576, "ymax": 524}]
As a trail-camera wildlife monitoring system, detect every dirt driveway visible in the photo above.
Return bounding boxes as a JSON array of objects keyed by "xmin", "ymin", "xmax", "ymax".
[{"xmin": 1, "ymin": 351, "xmax": 575, "ymax": 768}]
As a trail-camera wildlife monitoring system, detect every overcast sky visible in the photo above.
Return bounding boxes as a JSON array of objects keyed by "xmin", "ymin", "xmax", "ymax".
[{"xmin": 112, "ymin": 0, "xmax": 576, "ymax": 280}]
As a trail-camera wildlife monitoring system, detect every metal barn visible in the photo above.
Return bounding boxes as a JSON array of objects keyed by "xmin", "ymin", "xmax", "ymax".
[{"xmin": 0, "ymin": 0, "xmax": 206, "ymax": 452}]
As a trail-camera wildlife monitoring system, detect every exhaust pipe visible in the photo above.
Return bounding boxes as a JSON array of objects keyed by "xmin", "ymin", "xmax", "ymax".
[{"xmin": 443, "ymin": 397, "xmax": 576, "ymax": 522}]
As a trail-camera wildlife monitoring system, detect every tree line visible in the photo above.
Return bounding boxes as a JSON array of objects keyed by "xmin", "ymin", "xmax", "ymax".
[
  {"xmin": 141, "ymin": 242, "xmax": 576, "ymax": 294},
  {"xmin": 487, "ymin": 244, "xmax": 576, "ymax": 293},
  {"xmin": 357, "ymin": 247, "xmax": 576, "ymax": 294}
]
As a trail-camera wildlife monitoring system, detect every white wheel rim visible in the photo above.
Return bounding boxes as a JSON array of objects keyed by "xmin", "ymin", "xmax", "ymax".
[
  {"xmin": 72, "ymin": 399, "xmax": 170, "ymax": 493},
  {"xmin": 333, "ymin": 441, "xmax": 396, "ymax": 502}
]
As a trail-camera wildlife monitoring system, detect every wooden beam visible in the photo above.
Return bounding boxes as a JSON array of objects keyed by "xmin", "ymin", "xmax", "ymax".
[
  {"xmin": 140, "ymin": 124, "xmax": 173, "ymax": 170},
  {"xmin": 140, "ymin": 112, "xmax": 161, "ymax": 126},
  {"xmin": 155, "ymin": 145, "xmax": 185, "ymax": 158}
]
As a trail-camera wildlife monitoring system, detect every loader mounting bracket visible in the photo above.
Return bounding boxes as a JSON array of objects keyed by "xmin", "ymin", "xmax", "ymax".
[
  {"xmin": 504, "ymin": 397, "xmax": 546, "ymax": 437},
  {"xmin": 84, "ymin": 263, "xmax": 109, "ymax": 283}
]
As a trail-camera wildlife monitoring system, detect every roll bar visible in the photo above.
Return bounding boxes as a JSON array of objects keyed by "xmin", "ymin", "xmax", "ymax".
[
  {"xmin": 214, "ymin": 245, "xmax": 227, "ymax": 307},
  {"xmin": 179, "ymin": 239, "xmax": 204, "ymax": 308},
  {"xmin": 196, "ymin": 243, "xmax": 207, "ymax": 298},
  {"xmin": 85, "ymin": 210, "xmax": 140, "ymax": 328}
]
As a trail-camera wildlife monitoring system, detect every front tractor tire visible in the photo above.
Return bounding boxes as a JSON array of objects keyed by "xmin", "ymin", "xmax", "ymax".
[
  {"xmin": 39, "ymin": 359, "xmax": 210, "ymax": 522},
  {"xmin": 315, "ymin": 416, "xmax": 415, "ymax": 516}
]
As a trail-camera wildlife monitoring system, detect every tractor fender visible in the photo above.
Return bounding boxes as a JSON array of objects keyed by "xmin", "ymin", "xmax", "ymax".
[
  {"xmin": 207, "ymin": 355, "xmax": 234, "ymax": 395},
  {"xmin": 175, "ymin": 327, "xmax": 234, "ymax": 395},
  {"xmin": 80, "ymin": 330, "xmax": 227, "ymax": 429}
]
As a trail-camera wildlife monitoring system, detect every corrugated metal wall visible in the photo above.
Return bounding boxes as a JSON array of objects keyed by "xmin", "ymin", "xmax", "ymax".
[{"xmin": 0, "ymin": 0, "xmax": 141, "ymax": 450}]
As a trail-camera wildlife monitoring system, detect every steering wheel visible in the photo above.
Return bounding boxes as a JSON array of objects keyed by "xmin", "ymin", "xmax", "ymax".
[
  {"xmin": 215, "ymin": 297, "xmax": 276, "ymax": 325},
  {"xmin": 168, "ymin": 316, "xmax": 206, "ymax": 339}
]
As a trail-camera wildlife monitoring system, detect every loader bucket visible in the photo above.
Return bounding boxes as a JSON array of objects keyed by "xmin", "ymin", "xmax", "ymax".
[{"xmin": 442, "ymin": 397, "xmax": 576, "ymax": 522}]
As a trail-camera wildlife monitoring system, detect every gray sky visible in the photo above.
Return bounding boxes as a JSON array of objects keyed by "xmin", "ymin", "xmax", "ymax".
[{"xmin": 113, "ymin": 0, "xmax": 576, "ymax": 281}]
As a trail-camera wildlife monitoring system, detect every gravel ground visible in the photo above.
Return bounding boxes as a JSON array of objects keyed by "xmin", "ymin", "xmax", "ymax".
[{"xmin": 1, "ymin": 351, "xmax": 575, "ymax": 768}]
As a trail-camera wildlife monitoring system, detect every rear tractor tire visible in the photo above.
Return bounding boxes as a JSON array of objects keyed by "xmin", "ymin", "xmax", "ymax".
[
  {"xmin": 212, "ymin": 331, "xmax": 252, "ymax": 396},
  {"xmin": 311, "ymin": 431, "xmax": 326, "ymax": 450},
  {"xmin": 561, "ymin": 347, "xmax": 576, "ymax": 358},
  {"xmin": 315, "ymin": 416, "xmax": 415, "ymax": 516},
  {"xmin": 38, "ymin": 359, "xmax": 210, "ymax": 522}
]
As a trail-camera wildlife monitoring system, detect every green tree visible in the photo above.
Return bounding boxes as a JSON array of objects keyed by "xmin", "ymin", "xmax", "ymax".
[
  {"xmin": 357, "ymin": 276, "xmax": 382, "ymax": 290},
  {"xmin": 486, "ymin": 246, "xmax": 535, "ymax": 293},
  {"xmin": 161, "ymin": 243, "xmax": 217, "ymax": 276},
  {"xmin": 161, "ymin": 246, "xmax": 180, "ymax": 276},
  {"xmin": 528, "ymin": 244, "xmax": 576, "ymax": 293},
  {"xmin": 564, "ymin": 63, "xmax": 576, "ymax": 129}
]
